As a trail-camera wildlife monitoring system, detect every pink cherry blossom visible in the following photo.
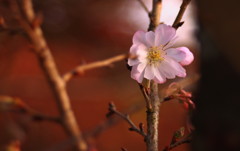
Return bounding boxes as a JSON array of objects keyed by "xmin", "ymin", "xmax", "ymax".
[{"xmin": 128, "ymin": 24, "xmax": 194, "ymax": 83}]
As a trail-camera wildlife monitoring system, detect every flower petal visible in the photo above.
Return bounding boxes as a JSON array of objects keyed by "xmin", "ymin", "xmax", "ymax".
[
  {"xmin": 160, "ymin": 57, "xmax": 186, "ymax": 79},
  {"xmin": 136, "ymin": 45, "xmax": 148, "ymax": 59},
  {"xmin": 145, "ymin": 31, "xmax": 155, "ymax": 46},
  {"xmin": 128, "ymin": 44, "xmax": 148, "ymax": 66},
  {"xmin": 144, "ymin": 65, "xmax": 155, "ymax": 80},
  {"xmin": 155, "ymin": 24, "xmax": 176, "ymax": 46},
  {"xmin": 163, "ymin": 36, "xmax": 178, "ymax": 50},
  {"xmin": 153, "ymin": 67, "xmax": 166, "ymax": 83},
  {"xmin": 128, "ymin": 45, "xmax": 139, "ymax": 66},
  {"xmin": 128, "ymin": 58, "xmax": 139, "ymax": 66},
  {"xmin": 176, "ymin": 47, "xmax": 194, "ymax": 65},
  {"xmin": 133, "ymin": 30, "xmax": 149, "ymax": 47},
  {"xmin": 129, "ymin": 44, "xmax": 138, "ymax": 54},
  {"xmin": 165, "ymin": 48, "xmax": 186, "ymax": 62},
  {"xmin": 137, "ymin": 62, "xmax": 147, "ymax": 72},
  {"xmin": 165, "ymin": 47, "xmax": 194, "ymax": 66},
  {"xmin": 131, "ymin": 66, "xmax": 144, "ymax": 83}
]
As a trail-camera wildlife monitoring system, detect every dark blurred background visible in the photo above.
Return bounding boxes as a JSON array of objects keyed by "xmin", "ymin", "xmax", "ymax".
[
  {"xmin": 193, "ymin": 0, "xmax": 240, "ymax": 151},
  {"xmin": 5, "ymin": 0, "xmax": 239, "ymax": 151}
]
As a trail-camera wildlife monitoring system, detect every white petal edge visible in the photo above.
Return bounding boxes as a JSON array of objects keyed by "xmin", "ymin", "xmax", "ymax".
[{"xmin": 159, "ymin": 57, "xmax": 186, "ymax": 79}]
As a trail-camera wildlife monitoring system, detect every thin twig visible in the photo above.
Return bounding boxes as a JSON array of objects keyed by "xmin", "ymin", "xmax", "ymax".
[
  {"xmin": 139, "ymin": 84, "xmax": 152, "ymax": 109},
  {"xmin": 84, "ymin": 101, "xmax": 145, "ymax": 138},
  {"xmin": 84, "ymin": 76, "xmax": 197, "ymax": 138},
  {"xmin": 11, "ymin": 0, "xmax": 87, "ymax": 150},
  {"xmin": 63, "ymin": 54, "xmax": 133, "ymax": 82},
  {"xmin": 106, "ymin": 102, "xmax": 147, "ymax": 138},
  {"xmin": 164, "ymin": 134, "xmax": 192, "ymax": 151},
  {"xmin": 136, "ymin": 0, "xmax": 150, "ymax": 14},
  {"xmin": 0, "ymin": 95, "xmax": 61, "ymax": 123},
  {"xmin": 43, "ymin": 75, "xmax": 196, "ymax": 150},
  {"xmin": 172, "ymin": 0, "xmax": 191, "ymax": 29}
]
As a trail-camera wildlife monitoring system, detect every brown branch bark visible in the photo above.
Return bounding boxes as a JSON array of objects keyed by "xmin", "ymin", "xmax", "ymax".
[
  {"xmin": 172, "ymin": 0, "xmax": 192, "ymax": 29},
  {"xmin": 144, "ymin": 0, "xmax": 192, "ymax": 150},
  {"xmin": 146, "ymin": 82, "xmax": 161, "ymax": 151},
  {"xmin": 148, "ymin": 0, "xmax": 162, "ymax": 31},
  {"xmin": 11, "ymin": 0, "xmax": 88, "ymax": 150},
  {"xmin": 106, "ymin": 102, "xmax": 147, "ymax": 138},
  {"xmin": 63, "ymin": 54, "xmax": 132, "ymax": 82},
  {"xmin": 145, "ymin": 0, "xmax": 162, "ymax": 150},
  {"xmin": 168, "ymin": 137, "xmax": 191, "ymax": 150},
  {"xmin": 84, "ymin": 100, "xmax": 145, "ymax": 138}
]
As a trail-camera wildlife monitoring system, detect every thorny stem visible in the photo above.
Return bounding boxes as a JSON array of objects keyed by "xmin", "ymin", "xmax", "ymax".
[
  {"xmin": 13, "ymin": 0, "xmax": 87, "ymax": 150},
  {"xmin": 172, "ymin": 0, "xmax": 192, "ymax": 29}
]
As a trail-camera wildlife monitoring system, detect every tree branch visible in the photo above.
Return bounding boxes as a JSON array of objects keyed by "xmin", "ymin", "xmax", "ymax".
[
  {"xmin": 168, "ymin": 136, "xmax": 191, "ymax": 150},
  {"xmin": 63, "ymin": 54, "xmax": 133, "ymax": 82},
  {"xmin": 139, "ymin": 84, "xmax": 152, "ymax": 110},
  {"xmin": 148, "ymin": 0, "xmax": 162, "ymax": 31},
  {"xmin": 0, "ymin": 95, "xmax": 61, "ymax": 123},
  {"xmin": 172, "ymin": 0, "xmax": 191, "ymax": 29},
  {"xmin": 10, "ymin": 0, "xmax": 88, "ymax": 150},
  {"xmin": 42, "ymin": 74, "xmax": 196, "ymax": 150},
  {"xmin": 106, "ymin": 102, "xmax": 147, "ymax": 138},
  {"xmin": 145, "ymin": 0, "xmax": 163, "ymax": 150},
  {"xmin": 163, "ymin": 134, "xmax": 192, "ymax": 151}
]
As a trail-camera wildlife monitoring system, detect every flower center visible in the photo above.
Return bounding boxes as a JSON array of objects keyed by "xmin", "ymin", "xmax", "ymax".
[{"xmin": 147, "ymin": 46, "xmax": 164, "ymax": 65}]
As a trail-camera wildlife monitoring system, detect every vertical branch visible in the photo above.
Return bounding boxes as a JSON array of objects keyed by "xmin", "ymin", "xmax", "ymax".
[
  {"xmin": 146, "ymin": 1, "xmax": 162, "ymax": 151},
  {"xmin": 148, "ymin": 0, "xmax": 162, "ymax": 31},
  {"xmin": 146, "ymin": 82, "xmax": 161, "ymax": 151},
  {"xmin": 15, "ymin": 0, "xmax": 87, "ymax": 150}
]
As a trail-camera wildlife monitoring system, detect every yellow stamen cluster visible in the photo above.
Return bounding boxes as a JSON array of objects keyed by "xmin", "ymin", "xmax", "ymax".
[{"xmin": 147, "ymin": 46, "xmax": 164, "ymax": 65}]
